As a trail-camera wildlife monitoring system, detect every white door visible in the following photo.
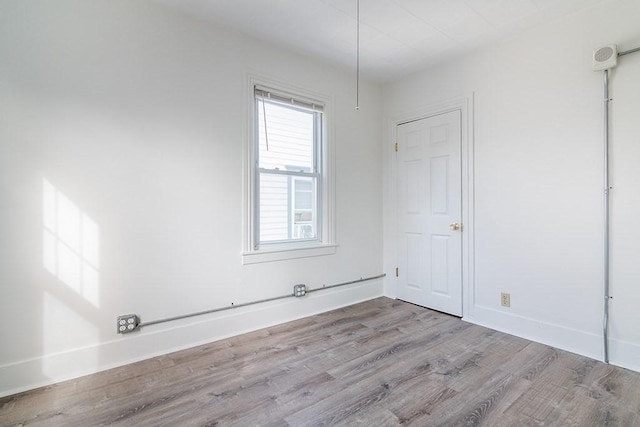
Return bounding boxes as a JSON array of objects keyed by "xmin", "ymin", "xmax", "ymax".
[{"xmin": 396, "ymin": 110, "xmax": 462, "ymax": 316}]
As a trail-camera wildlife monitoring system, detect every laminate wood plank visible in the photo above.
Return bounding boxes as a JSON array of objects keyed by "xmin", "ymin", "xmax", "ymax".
[
  {"xmin": 439, "ymin": 373, "xmax": 516, "ymax": 427},
  {"xmin": 410, "ymin": 369, "xmax": 516, "ymax": 426},
  {"xmin": 289, "ymin": 348, "xmax": 442, "ymax": 425},
  {"xmin": 0, "ymin": 375, "xmax": 147, "ymax": 427},
  {"xmin": 428, "ymin": 348, "xmax": 496, "ymax": 393},
  {"xmin": 480, "ymin": 412, "xmax": 543, "ymax": 426},
  {"xmin": 386, "ymin": 377, "xmax": 458, "ymax": 423},
  {"xmin": 166, "ymin": 341, "xmax": 234, "ymax": 368},
  {"xmin": 474, "ymin": 334, "xmax": 532, "ymax": 372},
  {"xmin": 354, "ymin": 325, "xmax": 405, "ymax": 350},
  {"xmin": 228, "ymin": 372, "xmax": 339, "ymax": 426},
  {"xmin": 327, "ymin": 336, "xmax": 430, "ymax": 385},
  {"xmin": 481, "ymin": 376, "xmax": 533, "ymax": 422},
  {"xmin": 283, "ymin": 374, "xmax": 395, "ymax": 425},
  {"xmin": 77, "ymin": 368, "xmax": 241, "ymax": 426},
  {"xmin": 504, "ymin": 375, "xmax": 570, "ymax": 422},
  {"xmin": 587, "ymin": 363, "xmax": 640, "ymax": 408},
  {"xmin": 552, "ymin": 389, "xmax": 603, "ymax": 426},
  {"xmin": 3, "ymin": 297, "xmax": 640, "ymax": 427},
  {"xmin": 546, "ymin": 392, "xmax": 638, "ymax": 427},
  {"xmin": 396, "ymin": 312, "xmax": 462, "ymax": 339},
  {"xmin": 358, "ymin": 301, "xmax": 433, "ymax": 330},
  {"xmin": 186, "ymin": 367, "xmax": 334, "ymax": 426},
  {"xmin": 239, "ymin": 372, "xmax": 341, "ymax": 425}
]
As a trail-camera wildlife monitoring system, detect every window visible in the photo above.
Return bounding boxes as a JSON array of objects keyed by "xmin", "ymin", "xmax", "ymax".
[
  {"xmin": 255, "ymin": 88, "xmax": 320, "ymax": 244},
  {"xmin": 244, "ymin": 81, "xmax": 335, "ymax": 263}
]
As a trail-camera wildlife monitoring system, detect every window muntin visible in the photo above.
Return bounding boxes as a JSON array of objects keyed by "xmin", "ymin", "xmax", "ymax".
[{"xmin": 254, "ymin": 87, "xmax": 323, "ymax": 247}]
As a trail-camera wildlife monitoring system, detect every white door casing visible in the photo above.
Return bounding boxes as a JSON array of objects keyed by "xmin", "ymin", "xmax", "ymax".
[{"xmin": 396, "ymin": 110, "xmax": 462, "ymax": 316}]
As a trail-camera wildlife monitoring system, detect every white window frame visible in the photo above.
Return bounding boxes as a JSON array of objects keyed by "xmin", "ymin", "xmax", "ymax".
[{"xmin": 242, "ymin": 75, "xmax": 335, "ymax": 264}]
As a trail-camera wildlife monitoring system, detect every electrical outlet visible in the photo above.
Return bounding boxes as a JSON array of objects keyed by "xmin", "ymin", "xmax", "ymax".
[
  {"xmin": 117, "ymin": 314, "xmax": 139, "ymax": 334},
  {"xmin": 293, "ymin": 284, "xmax": 307, "ymax": 297},
  {"xmin": 501, "ymin": 293, "xmax": 511, "ymax": 308}
]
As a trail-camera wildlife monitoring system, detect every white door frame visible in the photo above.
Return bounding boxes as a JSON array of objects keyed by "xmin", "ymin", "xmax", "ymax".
[{"xmin": 386, "ymin": 94, "xmax": 474, "ymax": 318}]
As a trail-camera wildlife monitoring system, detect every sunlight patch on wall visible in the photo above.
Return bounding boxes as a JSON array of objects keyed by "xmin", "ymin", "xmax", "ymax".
[{"xmin": 42, "ymin": 178, "xmax": 100, "ymax": 307}]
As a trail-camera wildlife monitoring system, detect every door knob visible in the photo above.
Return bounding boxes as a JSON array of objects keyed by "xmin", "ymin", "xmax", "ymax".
[{"xmin": 450, "ymin": 222, "xmax": 461, "ymax": 231}]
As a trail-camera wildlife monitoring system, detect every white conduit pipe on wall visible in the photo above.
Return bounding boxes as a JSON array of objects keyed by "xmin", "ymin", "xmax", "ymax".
[
  {"xmin": 603, "ymin": 68, "xmax": 611, "ymax": 364},
  {"xmin": 117, "ymin": 274, "xmax": 386, "ymax": 334},
  {"xmin": 600, "ymin": 45, "xmax": 640, "ymax": 364}
]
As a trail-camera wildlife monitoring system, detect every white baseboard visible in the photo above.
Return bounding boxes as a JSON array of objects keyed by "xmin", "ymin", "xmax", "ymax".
[
  {"xmin": 465, "ymin": 305, "xmax": 640, "ymax": 373},
  {"xmin": 0, "ymin": 282, "xmax": 383, "ymax": 398},
  {"xmin": 609, "ymin": 337, "xmax": 640, "ymax": 372},
  {"xmin": 463, "ymin": 304, "xmax": 604, "ymax": 362}
]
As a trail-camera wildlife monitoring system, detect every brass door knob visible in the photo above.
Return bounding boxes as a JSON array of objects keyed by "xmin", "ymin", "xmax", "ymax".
[{"xmin": 450, "ymin": 222, "xmax": 461, "ymax": 231}]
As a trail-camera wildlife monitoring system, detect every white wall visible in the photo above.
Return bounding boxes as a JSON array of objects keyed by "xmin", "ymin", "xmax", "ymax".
[
  {"xmin": 0, "ymin": 0, "xmax": 383, "ymax": 397},
  {"xmin": 383, "ymin": 0, "xmax": 640, "ymax": 372}
]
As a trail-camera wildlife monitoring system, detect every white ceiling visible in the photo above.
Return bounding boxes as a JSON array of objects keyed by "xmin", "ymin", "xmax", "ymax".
[{"xmin": 153, "ymin": 0, "xmax": 604, "ymax": 82}]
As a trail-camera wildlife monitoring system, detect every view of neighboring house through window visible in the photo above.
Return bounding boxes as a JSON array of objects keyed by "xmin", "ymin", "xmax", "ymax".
[{"xmin": 254, "ymin": 86, "xmax": 323, "ymax": 247}]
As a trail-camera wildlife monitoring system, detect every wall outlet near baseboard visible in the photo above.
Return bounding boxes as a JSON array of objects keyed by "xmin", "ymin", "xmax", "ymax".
[
  {"xmin": 293, "ymin": 284, "xmax": 307, "ymax": 297},
  {"xmin": 117, "ymin": 314, "xmax": 139, "ymax": 334},
  {"xmin": 501, "ymin": 292, "xmax": 511, "ymax": 308}
]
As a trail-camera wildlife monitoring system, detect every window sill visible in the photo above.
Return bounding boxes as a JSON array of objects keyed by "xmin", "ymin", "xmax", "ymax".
[{"xmin": 242, "ymin": 244, "xmax": 337, "ymax": 265}]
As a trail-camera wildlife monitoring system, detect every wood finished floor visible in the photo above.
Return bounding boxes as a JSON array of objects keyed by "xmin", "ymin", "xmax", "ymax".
[{"xmin": 2, "ymin": 297, "xmax": 640, "ymax": 426}]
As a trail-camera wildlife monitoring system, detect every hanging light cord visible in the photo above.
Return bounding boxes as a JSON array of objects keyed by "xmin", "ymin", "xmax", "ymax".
[{"xmin": 356, "ymin": 0, "xmax": 360, "ymax": 110}]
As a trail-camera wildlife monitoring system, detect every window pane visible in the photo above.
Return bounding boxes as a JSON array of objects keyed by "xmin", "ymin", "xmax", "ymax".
[
  {"xmin": 259, "ymin": 173, "xmax": 289, "ymax": 242},
  {"xmin": 259, "ymin": 173, "xmax": 317, "ymax": 243},
  {"xmin": 257, "ymin": 99, "xmax": 315, "ymax": 172},
  {"xmin": 293, "ymin": 177, "xmax": 316, "ymax": 240},
  {"xmin": 294, "ymin": 179, "xmax": 313, "ymax": 210}
]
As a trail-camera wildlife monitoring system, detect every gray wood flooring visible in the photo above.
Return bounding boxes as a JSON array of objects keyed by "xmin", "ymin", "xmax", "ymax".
[{"xmin": 2, "ymin": 297, "xmax": 640, "ymax": 426}]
